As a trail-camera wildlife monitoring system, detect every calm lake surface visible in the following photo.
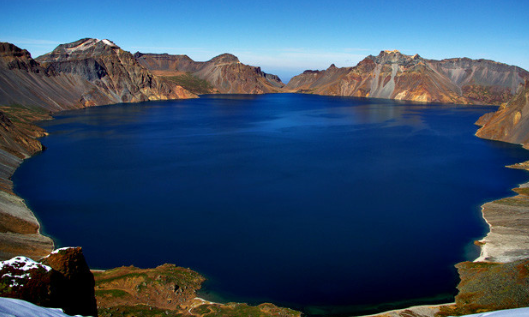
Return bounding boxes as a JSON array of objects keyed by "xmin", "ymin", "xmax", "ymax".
[{"xmin": 14, "ymin": 94, "xmax": 529, "ymax": 316}]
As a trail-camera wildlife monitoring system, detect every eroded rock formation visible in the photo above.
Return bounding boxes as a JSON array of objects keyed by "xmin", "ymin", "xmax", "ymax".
[
  {"xmin": 476, "ymin": 81, "xmax": 529, "ymax": 148},
  {"xmin": 135, "ymin": 52, "xmax": 285, "ymax": 94},
  {"xmin": 286, "ymin": 50, "xmax": 529, "ymax": 105},
  {"xmin": 37, "ymin": 38, "xmax": 196, "ymax": 105}
]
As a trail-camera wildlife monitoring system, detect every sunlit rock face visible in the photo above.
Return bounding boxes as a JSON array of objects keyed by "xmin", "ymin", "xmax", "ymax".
[
  {"xmin": 476, "ymin": 80, "xmax": 529, "ymax": 148},
  {"xmin": 37, "ymin": 38, "xmax": 196, "ymax": 105},
  {"xmin": 135, "ymin": 52, "xmax": 285, "ymax": 94},
  {"xmin": 286, "ymin": 50, "xmax": 529, "ymax": 105}
]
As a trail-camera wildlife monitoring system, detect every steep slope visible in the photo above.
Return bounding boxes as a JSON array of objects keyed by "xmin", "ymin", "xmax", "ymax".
[
  {"xmin": 0, "ymin": 42, "xmax": 106, "ymax": 111},
  {"xmin": 135, "ymin": 52, "xmax": 285, "ymax": 94},
  {"xmin": 475, "ymin": 81, "xmax": 529, "ymax": 147},
  {"xmin": 286, "ymin": 50, "xmax": 529, "ymax": 105},
  {"xmin": 37, "ymin": 38, "xmax": 196, "ymax": 104}
]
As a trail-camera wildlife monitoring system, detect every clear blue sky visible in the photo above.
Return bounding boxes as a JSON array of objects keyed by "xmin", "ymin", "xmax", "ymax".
[{"xmin": 2, "ymin": 0, "xmax": 528, "ymax": 83}]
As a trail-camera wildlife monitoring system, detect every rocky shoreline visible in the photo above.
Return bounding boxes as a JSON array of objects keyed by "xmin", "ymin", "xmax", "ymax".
[{"xmin": 2, "ymin": 96, "xmax": 528, "ymax": 317}]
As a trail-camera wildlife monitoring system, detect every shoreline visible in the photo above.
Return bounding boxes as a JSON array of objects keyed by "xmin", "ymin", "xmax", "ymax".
[{"xmin": 1, "ymin": 99, "xmax": 529, "ymax": 317}]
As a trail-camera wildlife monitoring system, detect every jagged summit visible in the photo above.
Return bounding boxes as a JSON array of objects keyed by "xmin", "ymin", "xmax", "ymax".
[
  {"xmin": 210, "ymin": 53, "xmax": 240, "ymax": 64},
  {"xmin": 37, "ymin": 38, "xmax": 120, "ymax": 63},
  {"xmin": 287, "ymin": 51, "xmax": 529, "ymax": 105},
  {"xmin": 366, "ymin": 49, "xmax": 419, "ymax": 65}
]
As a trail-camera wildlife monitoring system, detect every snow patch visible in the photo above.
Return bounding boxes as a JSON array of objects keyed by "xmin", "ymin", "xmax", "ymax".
[
  {"xmin": 0, "ymin": 297, "xmax": 81, "ymax": 317},
  {"xmin": 101, "ymin": 39, "xmax": 116, "ymax": 46},
  {"xmin": 0, "ymin": 256, "xmax": 51, "ymax": 272},
  {"xmin": 65, "ymin": 38, "xmax": 117, "ymax": 53},
  {"xmin": 49, "ymin": 247, "xmax": 74, "ymax": 255},
  {"xmin": 460, "ymin": 307, "xmax": 529, "ymax": 316}
]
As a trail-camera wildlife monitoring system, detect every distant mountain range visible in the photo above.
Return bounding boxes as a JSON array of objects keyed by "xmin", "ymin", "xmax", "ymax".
[
  {"xmin": 286, "ymin": 50, "xmax": 529, "ymax": 106},
  {"xmin": 134, "ymin": 52, "xmax": 285, "ymax": 94}
]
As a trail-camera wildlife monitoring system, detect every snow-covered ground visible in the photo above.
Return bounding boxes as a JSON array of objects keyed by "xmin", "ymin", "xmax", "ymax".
[
  {"xmin": 0, "ymin": 297, "xmax": 85, "ymax": 317},
  {"xmin": 455, "ymin": 307, "xmax": 529, "ymax": 317},
  {"xmin": 0, "ymin": 296, "xmax": 528, "ymax": 317}
]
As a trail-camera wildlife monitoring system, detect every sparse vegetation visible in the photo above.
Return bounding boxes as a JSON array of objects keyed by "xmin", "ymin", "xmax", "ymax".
[{"xmin": 165, "ymin": 73, "xmax": 214, "ymax": 95}]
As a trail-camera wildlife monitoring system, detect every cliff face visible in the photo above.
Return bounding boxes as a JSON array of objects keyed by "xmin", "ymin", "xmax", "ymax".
[
  {"xmin": 37, "ymin": 39, "xmax": 196, "ymax": 105},
  {"xmin": 286, "ymin": 50, "xmax": 529, "ymax": 105},
  {"xmin": 0, "ymin": 42, "xmax": 105, "ymax": 111},
  {"xmin": 135, "ymin": 52, "xmax": 285, "ymax": 94},
  {"xmin": 475, "ymin": 81, "xmax": 529, "ymax": 148}
]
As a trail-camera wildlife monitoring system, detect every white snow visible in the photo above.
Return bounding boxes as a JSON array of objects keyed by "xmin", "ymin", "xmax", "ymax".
[
  {"xmin": 0, "ymin": 256, "xmax": 51, "ymax": 272},
  {"xmin": 0, "ymin": 297, "xmax": 87, "ymax": 317},
  {"xmin": 101, "ymin": 39, "xmax": 116, "ymax": 46},
  {"xmin": 49, "ymin": 247, "xmax": 74, "ymax": 255},
  {"xmin": 456, "ymin": 307, "xmax": 529, "ymax": 317}
]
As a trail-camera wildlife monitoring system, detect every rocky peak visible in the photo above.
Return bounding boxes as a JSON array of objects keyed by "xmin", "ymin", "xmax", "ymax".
[
  {"xmin": 37, "ymin": 38, "xmax": 120, "ymax": 64},
  {"xmin": 0, "ymin": 43, "xmax": 32, "ymax": 59},
  {"xmin": 0, "ymin": 42, "xmax": 44, "ymax": 73},
  {"xmin": 210, "ymin": 53, "xmax": 240, "ymax": 64},
  {"xmin": 367, "ymin": 49, "xmax": 420, "ymax": 66}
]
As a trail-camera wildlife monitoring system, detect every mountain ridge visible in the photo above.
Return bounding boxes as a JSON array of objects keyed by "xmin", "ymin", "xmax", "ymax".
[
  {"xmin": 134, "ymin": 52, "xmax": 285, "ymax": 94},
  {"xmin": 286, "ymin": 50, "xmax": 529, "ymax": 105}
]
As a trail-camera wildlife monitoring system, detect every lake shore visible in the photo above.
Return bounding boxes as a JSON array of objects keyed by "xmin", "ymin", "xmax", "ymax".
[{"xmin": 1, "ymin": 101, "xmax": 529, "ymax": 317}]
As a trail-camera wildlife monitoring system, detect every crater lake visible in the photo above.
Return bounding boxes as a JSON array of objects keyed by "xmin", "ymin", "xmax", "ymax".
[{"xmin": 13, "ymin": 94, "xmax": 529, "ymax": 316}]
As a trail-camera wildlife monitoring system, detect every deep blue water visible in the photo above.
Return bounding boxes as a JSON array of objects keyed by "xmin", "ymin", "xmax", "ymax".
[{"xmin": 13, "ymin": 94, "xmax": 529, "ymax": 316}]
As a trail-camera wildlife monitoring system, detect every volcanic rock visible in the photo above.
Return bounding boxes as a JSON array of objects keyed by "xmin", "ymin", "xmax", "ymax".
[
  {"xmin": 37, "ymin": 38, "xmax": 196, "ymax": 104},
  {"xmin": 476, "ymin": 80, "xmax": 529, "ymax": 147},
  {"xmin": 135, "ymin": 52, "xmax": 285, "ymax": 94},
  {"xmin": 286, "ymin": 50, "xmax": 529, "ymax": 105},
  {"xmin": 0, "ymin": 247, "xmax": 97, "ymax": 316}
]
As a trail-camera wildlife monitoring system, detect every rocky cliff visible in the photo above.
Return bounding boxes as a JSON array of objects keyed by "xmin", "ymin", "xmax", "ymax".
[
  {"xmin": 135, "ymin": 52, "xmax": 285, "ymax": 94},
  {"xmin": 37, "ymin": 38, "xmax": 196, "ymax": 105},
  {"xmin": 286, "ymin": 50, "xmax": 529, "ymax": 105},
  {"xmin": 475, "ymin": 81, "xmax": 529, "ymax": 147}
]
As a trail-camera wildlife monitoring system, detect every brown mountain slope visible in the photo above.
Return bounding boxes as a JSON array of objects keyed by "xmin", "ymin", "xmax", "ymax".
[
  {"xmin": 475, "ymin": 80, "xmax": 529, "ymax": 148},
  {"xmin": 0, "ymin": 42, "xmax": 106, "ymax": 111},
  {"xmin": 286, "ymin": 50, "xmax": 529, "ymax": 105},
  {"xmin": 135, "ymin": 52, "xmax": 285, "ymax": 94},
  {"xmin": 37, "ymin": 39, "xmax": 196, "ymax": 105}
]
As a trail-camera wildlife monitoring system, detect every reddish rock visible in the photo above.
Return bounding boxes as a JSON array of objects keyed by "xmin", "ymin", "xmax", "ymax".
[
  {"xmin": 0, "ymin": 248, "xmax": 98, "ymax": 316},
  {"xmin": 286, "ymin": 51, "xmax": 529, "ymax": 105},
  {"xmin": 41, "ymin": 247, "xmax": 98, "ymax": 316}
]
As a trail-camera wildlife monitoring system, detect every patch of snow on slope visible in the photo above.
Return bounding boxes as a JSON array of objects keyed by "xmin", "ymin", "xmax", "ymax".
[
  {"xmin": 101, "ymin": 39, "xmax": 116, "ymax": 46},
  {"xmin": 0, "ymin": 297, "xmax": 84, "ymax": 317},
  {"xmin": 457, "ymin": 307, "xmax": 529, "ymax": 317},
  {"xmin": 0, "ymin": 256, "xmax": 51, "ymax": 272},
  {"xmin": 49, "ymin": 247, "xmax": 75, "ymax": 256}
]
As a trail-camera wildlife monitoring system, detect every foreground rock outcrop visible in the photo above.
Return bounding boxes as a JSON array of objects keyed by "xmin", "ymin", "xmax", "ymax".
[
  {"xmin": 135, "ymin": 52, "xmax": 285, "ymax": 94},
  {"xmin": 0, "ymin": 247, "xmax": 97, "ymax": 316},
  {"xmin": 286, "ymin": 50, "xmax": 529, "ymax": 105},
  {"xmin": 1, "ymin": 248, "xmax": 301, "ymax": 317}
]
